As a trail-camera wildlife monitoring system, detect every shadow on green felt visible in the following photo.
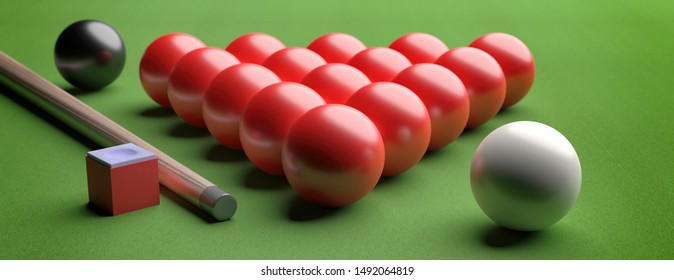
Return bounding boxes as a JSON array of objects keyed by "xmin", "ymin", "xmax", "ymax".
[
  {"xmin": 62, "ymin": 86, "xmax": 97, "ymax": 96},
  {"xmin": 168, "ymin": 122, "xmax": 210, "ymax": 138},
  {"xmin": 84, "ymin": 202, "xmax": 112, "ymax": 217},
  {"xmin": 287, "ymin": 195, "xmax": 344, "ymax": 222},
  {"xmin": 373, "ymin": 175, "xmax": 400, "ymax": 189},
  {"xmin": 456, "ymin": 105, "xmax": 535, "ymax": 140},
  {"xmin": 138, "ymin": 106, "xmax": 175, "ymax": 118},
  {"xmin": 242, "ymin": 167, "xmax": 290, "ymax": 191},
  {"xmin": 496, "ymin": 106, "xmax": 516, "ymax": 117},
  {"xmin": 422, "ymin": 143, "xmax": 455, "ymax": 160},
  {"xmin": 205, "ymin": 143, "xmax": 248, "ymax": 162},
  {"xmin": 481, "ymin": 224, "xmax": 541, "ymax": 248},
  {"xmin": 457, "ymin": 125, "xmax": 487, "ymax": 138},
  {"xmin": 371, "ymin": 172, "xmax": 416, "ymax": 193},
  {"xmin": 0, "ymin": 83, "xmax": 102, "ymax": 151},
  {"xmin": 495, "ymin": 104, "xmax": 532, "ymax": 119}
]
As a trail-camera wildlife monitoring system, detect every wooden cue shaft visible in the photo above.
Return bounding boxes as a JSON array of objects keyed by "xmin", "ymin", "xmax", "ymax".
[{"xmin": 0, "ymin": 52, "xmax": 237, "ymax": 221}]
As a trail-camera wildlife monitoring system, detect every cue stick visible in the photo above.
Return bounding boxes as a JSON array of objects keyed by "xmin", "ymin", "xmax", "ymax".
[{"xmin": 0, "ymin": 51, "xmax": 237, "ymax": 221}]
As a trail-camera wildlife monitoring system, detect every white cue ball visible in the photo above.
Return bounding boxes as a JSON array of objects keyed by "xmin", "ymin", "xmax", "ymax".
[{"xmin": 470, "ymin": 121, "xmax": 582, "ymax": 231}]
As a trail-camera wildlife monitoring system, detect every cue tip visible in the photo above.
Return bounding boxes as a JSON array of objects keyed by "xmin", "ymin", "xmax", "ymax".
[{"xmin": 199, "ymin": 186, "xmax": 238, "ymax": 221}]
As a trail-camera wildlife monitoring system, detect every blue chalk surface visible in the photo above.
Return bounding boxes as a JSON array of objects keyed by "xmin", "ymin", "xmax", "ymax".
[{"xmin": 87, "ymin": 143, "xmax": 156, "ymax": 168}]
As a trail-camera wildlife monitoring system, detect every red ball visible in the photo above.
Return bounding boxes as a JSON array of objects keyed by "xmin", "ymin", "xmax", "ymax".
[
  {"xmin": 139, "ymin": 33, "xmax": 206, "ymax": 108},
  {"xmin": 435, "ymin": 47, "xmax": 505, "ymax": 129},
  {"xmin": 348, "ymin": 47, "xmax": 412, "ymax": 82},
  {"xmin": 393, "ymin": 64, "xmax": 470, "ymax": 150},
  {"xmin": 168, "ymin": 48, "xmax": 240, "ymax": 127},
  {"xmin": 225, "ymin": 33, "xmax": 285, "ymax": 64},
  {"xmin": 240, "ymin": 82, "xmax": 326, "ymax": 175},
  {"xmin": 301, "ymin": 63, "xmax": 371, "ymax": 104},
  {"xmin": 470, "ymin": 32, "xmax": 535, "ymax": 109},
  {"xmin": 203, "ymin": 63, "xmax": 281, "ymax": 149},
  {"xmin": 262, "ymin": 47, "xmax": 327, "ymax": 82},
  {"xmin": 346, "ymin": 82, "xmax": 430, "ymax": 176},
  {"xmin": 389, "ymin": 33, "xmax": 449, "ymax": 64},
  {"xmin": 308, "ymin": 33, "xmax": 367, "ymax": 63},
  {"xmin": 282, "ymin": 104, "xmax": 385, "ymax": 207}
]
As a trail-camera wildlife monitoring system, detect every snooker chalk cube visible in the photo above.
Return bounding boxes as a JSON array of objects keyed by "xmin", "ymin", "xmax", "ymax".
[{"xmin": 86, "ymin": 143, "xmax": 159, "ymax": 216}]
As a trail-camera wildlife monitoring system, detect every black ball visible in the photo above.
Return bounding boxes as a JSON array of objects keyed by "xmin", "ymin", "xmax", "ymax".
[{"xmin": 54, "ymin": 20, "xmax": 125, "ymax": 91}]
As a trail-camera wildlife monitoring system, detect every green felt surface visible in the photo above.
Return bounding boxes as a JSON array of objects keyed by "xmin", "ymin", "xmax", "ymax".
[{"xmin": 1, "ymin": 0, "xmax": 673, "ymax": 260}]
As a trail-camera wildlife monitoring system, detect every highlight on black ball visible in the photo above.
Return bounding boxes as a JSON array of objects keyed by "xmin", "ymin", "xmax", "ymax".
[{"xmin": 54, "ymin": 19, "xmax": 125, "ymax": 91}]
